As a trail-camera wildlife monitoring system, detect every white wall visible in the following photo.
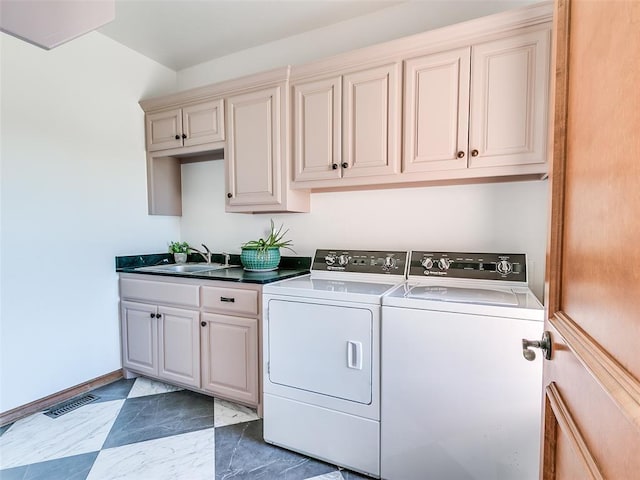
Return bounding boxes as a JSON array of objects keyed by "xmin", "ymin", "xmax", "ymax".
[
  {"xmin": 178, "ymin": 0, "xmax": 535, "ymax": 89},
  {"xmin": 180, "ymin": 162, "xmax": 549, "ymax": 301},
  {"xmin": 0, "ymin": 32, "xmax": 179, "ymax": 412},
  {"xmin": 177, "ymin": 0, "xmax": 549, "ymax": 300}
]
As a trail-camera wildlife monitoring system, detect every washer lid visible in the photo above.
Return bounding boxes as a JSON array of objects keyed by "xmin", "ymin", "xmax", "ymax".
[{"xmin": 407, "ymin": 285, "xmax": 519, "ymax": 306}]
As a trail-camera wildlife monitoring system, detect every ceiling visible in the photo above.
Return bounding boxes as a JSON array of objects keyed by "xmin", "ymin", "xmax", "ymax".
[{"xmin": 98, "ymin": 0, "xmax": 405, "ymax": 71}]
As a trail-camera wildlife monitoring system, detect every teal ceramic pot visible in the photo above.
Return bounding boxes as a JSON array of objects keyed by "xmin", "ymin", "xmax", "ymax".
[{"xmin": 240, "ymin": 247, "xmax": 281, "ymax": 271}]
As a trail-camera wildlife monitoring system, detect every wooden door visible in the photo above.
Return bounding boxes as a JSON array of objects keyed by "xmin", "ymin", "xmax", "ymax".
[
  {"xmin": 403, "ymin": 47, "xmax": 470, "ymax": 173},
  {"xmin": 182, "ymin": 99, "xmax": 225, "ymax": 147},
  {"xmin": 342, "ymin": 63, "xmax": 401, "ymax": 178},
  {"xmin": 200, "ymin": 312, "xmax": 258, "ymax": 405},
  {"xmin": 292, "ymin": 76, "xmax": 342, "ymax": 182},
  {"xmin": 542, "ymin": 1, "xmax": 640, "ymax": 478},
  {"xmin": 120, "ymin": 301, "xmax": 158, "ymax": 376},
  {"xmin": 157, "ymin": 306, "xmax": 201, "ymax": 388},
  {"xmin": 469, "ymin": 28, "xmax": 550, "ymax": 169},
  {"xmin": 225, "ymin": 85, "xmax": 282, "ymax": 208}
]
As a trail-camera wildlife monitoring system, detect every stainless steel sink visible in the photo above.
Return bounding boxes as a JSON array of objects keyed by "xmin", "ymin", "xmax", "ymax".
[{"xmin": 135, "ymin": 263, "xmax": 230, "ymax": 274}]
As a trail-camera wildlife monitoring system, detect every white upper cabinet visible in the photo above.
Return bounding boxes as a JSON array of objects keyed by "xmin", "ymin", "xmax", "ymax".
[
  {"xmin": 403, "ymin": 47, "xmax": 471, "ymax": 173},
  {"xmin": 403, "ymin": 27, "xmax": 550, "ymax": 175},
  {"xmin": 226, "ymin": 85, "xmax": 282, "ymax": 209},
  {"xmin": 146, "ymin": 99, "xmax": 224, "ymax": 152},
  {"xmin": 469, "ymin": 29, "xmax": 550, "ymax": 168},
  {"xmin": 343, "ymin": 64, "xmax": 401, "ymax": 179},
  {"xmin": 292, "ymin": 76, "xmax": 342, "ymax": 182},
  {"xmin": 225, "ymin": 77, "xmax": 309, "ymax": 213},
  {"xmin": 146, "ymin": 109, "xmax": 183, "ymax": 151},
  {"xmin": 137, "ymin": 2, "xmax": 552, "ymax": 209},
  {"xmin": 291, "ymin": 63, "xmax": 401, "ymax": 187},
  {"xmin": 182, "ymin": 101, "xmax": 225, "ymax": 147}
]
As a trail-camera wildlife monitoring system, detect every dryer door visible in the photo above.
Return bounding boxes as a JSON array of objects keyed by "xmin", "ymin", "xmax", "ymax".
[{"xmin": 267, "ymin": 298, "xmax": 373, "ymax": 404}]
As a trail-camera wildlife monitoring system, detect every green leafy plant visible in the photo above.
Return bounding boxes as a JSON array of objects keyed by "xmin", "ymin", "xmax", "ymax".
[
  {"xmin": 168, "ymin": 241, "xmax": 190, "ymax": 254},
  {"xmin": 242, "ymin": 220, "xmax": 295, "ymax": 253}
]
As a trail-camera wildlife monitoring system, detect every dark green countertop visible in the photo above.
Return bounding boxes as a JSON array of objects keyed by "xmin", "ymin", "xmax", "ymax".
[{"xmin": 115, "ymin": 252, "xmax": 310, "ymax": 285}]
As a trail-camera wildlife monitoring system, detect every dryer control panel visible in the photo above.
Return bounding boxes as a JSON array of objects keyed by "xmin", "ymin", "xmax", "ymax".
[
  {"xmin": 409, "ymin": 251, "xmax": 527, "ymax": 282},
  {"xmin": 313, "ymin": 249, "xmax": 408, "ymax": 276}
]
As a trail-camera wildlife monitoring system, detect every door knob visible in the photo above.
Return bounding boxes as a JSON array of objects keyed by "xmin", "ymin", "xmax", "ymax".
[{"xmin": 522, "ymin": 331, "xmax": 551, "ymax": 361}]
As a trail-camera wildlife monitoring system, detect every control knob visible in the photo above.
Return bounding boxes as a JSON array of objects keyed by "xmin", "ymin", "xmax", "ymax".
[
  {"xmin": 324, "ymin": 254, "xmax": 337, "ymax": 266},
  {"xmin": 438, "ymin": 258, "xmax": 451, "ymax": 270},
  {"xmin": 421, "ymin": 258, "xmax": 434, "ymax": 270},
  {"xmin": 383, "ymin": 255, "xmax": 397, "ymax": 270},
  {"xmin": 497, "ymin": 260, "xmax": 513, "ymax": 274},
  {"xmin": 338, "ymin": 254, "xmax": 351, "ymax": 267}
]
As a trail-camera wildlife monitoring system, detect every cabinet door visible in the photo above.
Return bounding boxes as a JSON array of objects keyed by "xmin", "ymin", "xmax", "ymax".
[
  {"xmin": 157, "ymin": 306, "xmax": 201, "ymax": 388},
  {"xmin": 121, "ymin": 301, "xmax": 158, "ymax": 376},
  {"xmin": 201, "ymin": 313, "xmax": 258, "ymax": 405},
  {"xmin": 343, "ymin": 63, "xmax": 401, "ymax": 178},
  {"xmin": 146, "ymin": 109, "xmax": 183, "ymax": 152},
  {"xmin": 469, "ymin": 28, "xmax": 550, "ymax": 168},
  {"xmin": 403, "ymin": 48, "xmax": 471, "ymax": 172},
  {"xmin": 292, "ymin": 76, "xmax": 342, "ymax": 182},
  {"xmin": 183, "ymin": 99, "xmax": 225, "ymax": 147},
  {"xmin": 226, "ymin": 86, "xmax": 282, "ymax": 208}
]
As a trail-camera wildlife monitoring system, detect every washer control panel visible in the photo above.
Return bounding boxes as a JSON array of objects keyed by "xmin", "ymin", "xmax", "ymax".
[
  {"xmin": 313, "ymin": 249, "xmax": 408, "ymax": 276},
  {"xmin": 409, "ymin": 251, "xmax": 527, "ymax": 281}
]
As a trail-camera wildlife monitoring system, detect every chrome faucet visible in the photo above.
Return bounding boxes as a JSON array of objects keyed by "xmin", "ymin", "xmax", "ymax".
[
  {"xmin": 222, "ymin": 252, "xmax": 231, "ymax": 267},
  {"xmin": 191, "ymin": 244, "xmax": 212, "ymax": 264}
]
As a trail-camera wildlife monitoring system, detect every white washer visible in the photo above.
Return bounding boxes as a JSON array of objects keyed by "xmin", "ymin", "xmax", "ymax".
[
  {"xmin": 381, "ymin": 251, "xmax": 544, "ymax": 480},
  {"xmin": 263, "ymin": 249, "xmax": 408, "ymax": 478}
]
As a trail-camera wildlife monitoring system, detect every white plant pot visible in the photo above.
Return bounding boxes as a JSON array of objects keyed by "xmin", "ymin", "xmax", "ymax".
[{"xmin": 174, "ymin": 253, "xmax": 188, "ymax": 264}]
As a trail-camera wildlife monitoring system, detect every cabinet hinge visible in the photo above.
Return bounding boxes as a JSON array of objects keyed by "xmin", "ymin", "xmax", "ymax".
[{"xmin": 267, "ymin": 361, "xmax": 270, "ymax": 374}]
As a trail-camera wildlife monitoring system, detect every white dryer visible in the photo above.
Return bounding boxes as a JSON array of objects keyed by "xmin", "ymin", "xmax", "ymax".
[
  {"xmin": 381, "ymin": 251, "xmax": 545, "ymax": 480},
  {"xmin": 263, "ymin": 249, "xmax": 408, "ymax": 478}
]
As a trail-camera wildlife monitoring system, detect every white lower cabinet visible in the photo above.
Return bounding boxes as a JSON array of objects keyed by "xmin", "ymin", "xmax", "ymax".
[
  {"xmin": 121, "ymin": 300, "xmax": 200, "ymax": 388},
  {"xmin": 200, "ymin": 313, "xmax": 258, "ymax": 404},
  {"xmin": 158, "ymin": 306, "xmax": 201, "ymax": 388},
  {"xmin": 119, "ymin": 275, "xmax": 262, "ymax": 408},
  {"xmin": 121, "ymin": 301, "xmax": 158, "ymax": 377}
]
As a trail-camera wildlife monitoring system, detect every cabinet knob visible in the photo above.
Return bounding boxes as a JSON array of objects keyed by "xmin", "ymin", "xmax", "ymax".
[
  {"xmin": 471, "ymin": 149, "xmax": 479, "ymax": 157},
  {"xmin": 150, "ymin": 313, "xmax": 156, "ymax": 318},
  {"xmin": 227, "ymin": 193, "xmax": 232, "ymax": 198},
  {"xmin": 174, "ymin": 134, "xmax": 180, "ymax": 140},
  {"xmin": 182, "ymin": 133, "xmax": 187, "ymax": 139},
  {"xmin": 201, "ymin": 321, "xmax": 207, "ymax": 327},
  {"xmin": 331, "ymin": 163, "xmax": 338, "ymax": 170},
  {"xmin": 341, "ymin": 162, "xmax": 349, "ymax": 169},
  {"xmin": 457, "ymin": 151, "xmax": 465, "ymax": 158},
  {"xmin": 156, "ymin": 313, "xmax": 162, "ymax": 319}
]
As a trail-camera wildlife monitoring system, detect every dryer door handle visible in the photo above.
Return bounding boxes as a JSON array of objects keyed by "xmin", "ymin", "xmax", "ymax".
[{"xmin": 347, "ymin": 341, "xmax": 363, "ymax": 370}]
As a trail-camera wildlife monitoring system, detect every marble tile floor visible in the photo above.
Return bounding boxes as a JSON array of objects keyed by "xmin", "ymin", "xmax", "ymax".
[{"xmin": 0, "ymin": 378, "xmax": 370, "ymax": 480}]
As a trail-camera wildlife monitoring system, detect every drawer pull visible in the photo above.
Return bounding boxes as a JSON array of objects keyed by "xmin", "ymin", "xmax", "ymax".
[{"xmin": 220, "ymin": 296, "xmax": 235, "ymax": 303}]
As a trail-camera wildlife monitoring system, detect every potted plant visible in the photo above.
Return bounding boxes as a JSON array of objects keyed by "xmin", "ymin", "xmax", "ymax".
[
  {"xmin": 240, "ymin": 220, "xmax": 294, "ymax": 271},
  {"xmin": 168, "ymin": 241, "xmax": 190, "ymax": 264}
]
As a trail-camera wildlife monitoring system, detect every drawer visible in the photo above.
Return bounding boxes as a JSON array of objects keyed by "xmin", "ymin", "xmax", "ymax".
[
  {"xmin": 120, "ymin": 278, "xmax": 200, "ymax": 308},
  {"xmin": 201, "ymin": 286, "xmax": 258, "ymax": 316}
]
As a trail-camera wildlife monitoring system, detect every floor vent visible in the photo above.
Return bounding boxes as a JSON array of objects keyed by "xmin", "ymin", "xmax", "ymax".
[{"xmin": 44, "ymin": 394, "xmax": 99, "ymax": 418}]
